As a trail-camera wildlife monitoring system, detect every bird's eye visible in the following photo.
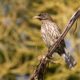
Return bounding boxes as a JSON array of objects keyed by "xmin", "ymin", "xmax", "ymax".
[{"xmin": 38, "ymin": 13, "xmax": 42, "ymax": 16}]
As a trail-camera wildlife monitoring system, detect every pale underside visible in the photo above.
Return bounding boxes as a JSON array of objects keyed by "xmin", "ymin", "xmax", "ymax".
[{"xmin": 41, "ymin": 20, "xmax": 61, "ymax": 48}]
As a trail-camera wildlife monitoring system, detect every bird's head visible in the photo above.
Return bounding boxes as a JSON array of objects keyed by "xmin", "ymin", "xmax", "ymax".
[{"xmin": 34, "ymin": 13, "xmax": 52, "ymax": 20}]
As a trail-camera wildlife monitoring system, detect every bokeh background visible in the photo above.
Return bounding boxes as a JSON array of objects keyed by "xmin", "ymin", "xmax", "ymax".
[{"xmin": 0, "ymin": 0, "xmax": 80, "ymax": 80}]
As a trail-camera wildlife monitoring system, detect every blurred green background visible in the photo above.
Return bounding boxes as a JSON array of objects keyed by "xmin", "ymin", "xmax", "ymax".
[{"xmin": 0, "ymin": 0, "xmax": 80, "ymax": 80}]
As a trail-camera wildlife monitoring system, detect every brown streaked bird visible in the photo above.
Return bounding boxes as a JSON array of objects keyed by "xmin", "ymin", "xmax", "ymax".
[{"xmin": 34, "ymin": 13, "xmax": 76, "ymax": 68}]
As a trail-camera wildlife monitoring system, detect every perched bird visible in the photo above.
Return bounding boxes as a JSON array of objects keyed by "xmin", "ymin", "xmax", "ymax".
[{"xmin": 34, "ymin": 13, "xmax": 76, "ymax": 68}]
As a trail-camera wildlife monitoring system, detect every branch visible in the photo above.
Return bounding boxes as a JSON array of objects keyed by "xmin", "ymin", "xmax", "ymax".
[{"xmin": 30, "ymin": 8, "xmax": 80, "ymax": 80}]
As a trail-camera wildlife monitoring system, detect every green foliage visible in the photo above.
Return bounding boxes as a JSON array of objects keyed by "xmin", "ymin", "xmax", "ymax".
[
  {"xmin": 0, "ymin": 0, "xmax": 80, "ymax": 80},
  {"xmin": 0, "ymin": 50, "xmax": 5, "ymax": 63}
]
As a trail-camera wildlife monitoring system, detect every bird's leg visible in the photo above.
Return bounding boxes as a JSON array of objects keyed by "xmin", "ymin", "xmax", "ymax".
[
  {"xmin": 47, "ymin": 48, "xmax": 53, "ymax": 59},
  {"xmin": 48, "ymin": 46, "xmax": 52, "ymax": 53}
]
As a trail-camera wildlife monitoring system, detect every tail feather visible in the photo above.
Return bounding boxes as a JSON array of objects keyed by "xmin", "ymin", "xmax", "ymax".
[{"xmin": 62, "ymin": 54, "xmax": 76, "ymax": 68}]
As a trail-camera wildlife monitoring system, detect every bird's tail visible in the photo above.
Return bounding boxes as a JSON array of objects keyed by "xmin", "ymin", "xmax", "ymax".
[{"xmin": 62, "ymin": 53, "xmax": 76, "ymax": 68}]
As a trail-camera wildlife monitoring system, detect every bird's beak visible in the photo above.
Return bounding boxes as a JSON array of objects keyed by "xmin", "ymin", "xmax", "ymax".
[{"xmin": 33, "ymin": 16, "xmax": 40, "ymax": 19}]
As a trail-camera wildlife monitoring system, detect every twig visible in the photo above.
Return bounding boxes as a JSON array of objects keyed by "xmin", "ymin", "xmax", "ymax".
[{"xmin": 30, "ymin": 8, "xmax": 80, "ymax": 80}]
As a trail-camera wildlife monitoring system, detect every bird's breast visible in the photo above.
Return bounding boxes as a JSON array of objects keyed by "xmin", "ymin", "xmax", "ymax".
[{"xmin": 41, "ymin": 21, "xmax": 61, "ymax": 47}]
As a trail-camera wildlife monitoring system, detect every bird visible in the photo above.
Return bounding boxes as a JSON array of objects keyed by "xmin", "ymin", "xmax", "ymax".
[{"xmin": 34, "ymin": 13, "xmax": 76, "ymax": 68}]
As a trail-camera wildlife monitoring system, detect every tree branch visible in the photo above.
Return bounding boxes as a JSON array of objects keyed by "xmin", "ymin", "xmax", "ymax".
[{"xmin": 30, "ymin": 8, "xmax": 80, "ymax": 80}]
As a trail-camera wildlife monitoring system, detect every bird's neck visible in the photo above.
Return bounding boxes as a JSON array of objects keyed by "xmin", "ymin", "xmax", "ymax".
[{"xmin": 41, "ymin": 19, "xmax": 53, "ymax": 24}]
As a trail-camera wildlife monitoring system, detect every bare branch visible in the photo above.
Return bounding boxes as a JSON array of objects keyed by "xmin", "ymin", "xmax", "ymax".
[{"xmin": 30, "ymin": 8, "xmax": 80, "ymax": 80}]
